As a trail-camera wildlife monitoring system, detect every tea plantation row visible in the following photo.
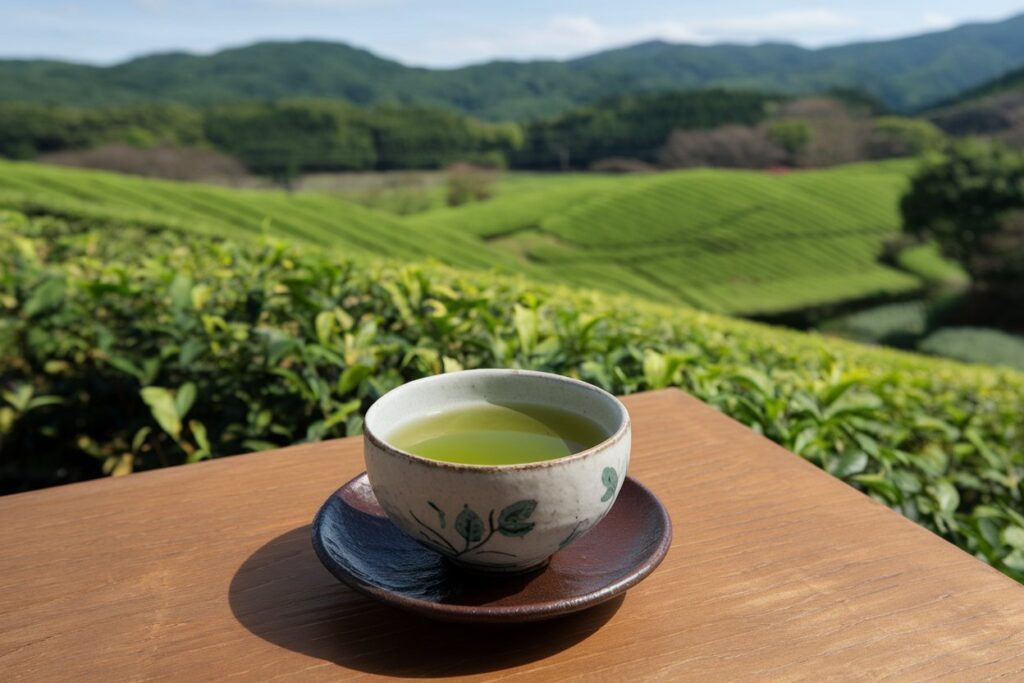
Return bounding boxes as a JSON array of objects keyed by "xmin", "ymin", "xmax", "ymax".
[
  {"xmin": 1, "ymin": 159, "xmax": 960, "ymax": 316},
  {"xmin": 2, "ymin": 209, "xmax": 1023, "ymax": 582},
  {"xmin": 411, "ymin": 160, "xmax": 959, "ymax": 313}
]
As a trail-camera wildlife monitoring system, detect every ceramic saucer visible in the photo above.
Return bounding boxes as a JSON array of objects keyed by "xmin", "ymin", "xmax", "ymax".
[{"xmin": 311, "ymin": 472, "xmax": 672, "ymax": 623}]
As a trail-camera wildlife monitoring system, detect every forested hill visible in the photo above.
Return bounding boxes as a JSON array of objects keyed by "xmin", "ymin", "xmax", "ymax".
[{"xmin": 2, "ymin": 13, "xmax": 1024, "ymax": 119}]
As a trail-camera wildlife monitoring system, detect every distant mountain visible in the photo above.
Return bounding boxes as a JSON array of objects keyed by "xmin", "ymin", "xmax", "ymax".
[{"xmin": 2, "ymin": 13, "xmax": 1024, "ymax": 119}]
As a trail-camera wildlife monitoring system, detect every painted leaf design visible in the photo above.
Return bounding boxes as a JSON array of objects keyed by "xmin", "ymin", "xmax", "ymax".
[
  {"xmin": 455, "ymin": 505, "xmax": 484, "ymax": 543},
  {"xmin": 428, "ymin": 501, "xmax": 446, "ymax": 529},
  {"xmin": 498, "ymin": 499, "xmax": 537, "ymax": 537},
  {"xmin": 601, "ymin": 467, "xmax": 618, "ymax": 502}
]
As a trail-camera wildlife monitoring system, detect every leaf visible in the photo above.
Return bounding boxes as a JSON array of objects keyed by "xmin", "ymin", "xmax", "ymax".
[
  {"xmin": 103, "ymin": 453, "xmax": 134, "ymax": 477},
  {"xmin": 828, "ymin": 450, "xmax": 868, "ymax": 478},
  {"xmin": 1003, "ymin": 526, "xmax": 1024, "ymax": 550},
  {"xmin": 26, "ymin": 395, "xmax": 62, "ymax": 410},
  {"xmin": 315, "ymin": 310, "xmax": 335, "ymax": 345},
  {"xmin": 979, "ymin": 518, "xmax": 1001, "ymax": 548},
  {"xmin": 513, "ymin": 305, "xmax": 538, "ymax": 356},
  {"xmin": 345, "ymin": 414, "xmax": 364, "ymax": 436},
  {"xmin": 601, "ymin": 466, "xmax": 619, "ymax": 502},
  {"xmin": 190, "ymin": 284, "xmax": 213, "ymax": 310},
  {"xmin": 728, "ymin": 368, "xmax": 774, "ymax": 398},
  {"xmin": 2, "ymin": 384, "xmax": 33, "ymax": 411},
  {"xmin": 179, "ymin": 339, "xmax": 205, "ymax": 365},
  {"xmin": 852, "ymin": 474, "xmax": 901, "ymax": 503},
  {"xmin": 337, "ymin": 364, "xmax": 373, "ymax": 395},
  {"xmin": 643, "ymin": 350, "xmax": 668, "ymax": 389},
  {"xmin": 131, "ymin": 426, "xmax": 151, "ymax": 453},
  {"xmin": 1002, "ymin": 550, "xmax": 1024, "ymax": 572},
  {"xmin": 455, "ymin": 505, "xmax": 484, "ymax": 544},
  {"xmin": 187, "ymin": 420, "xmax": 211, "ymax": 463},
  {"xmin": 428, "ymin": 501, "xmax": 447, "ymax": 529},
  {"xmin": 933, "ymin": 481, "xmax": 960, "ymax": 514},
  {"xmin": 175, "ymin": 382, "xmax": 197, "ymax": 419},
  {"xmin": 442, "ymin": 356, "xmax": 463, "ymax": 373},
  {"xmin": 107, "ymin": 356, "xmax": 146, "ymax": 381},
  {"xmin": 168, "ymin": 273, "xmax": 193, "ymax": 310},
  {"xmin": 23, "ymin": 277, "xmax": 66, "ymax": 318},
  {"xmin": 497, "ymin": 500, "xmax": 536, "ymax": 537},
  {"xmin": 140, "ymin": 386, "xmax": 181, "ymax": 441}
]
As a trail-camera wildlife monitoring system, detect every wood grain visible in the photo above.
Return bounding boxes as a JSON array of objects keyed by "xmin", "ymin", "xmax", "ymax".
[{"xmin": 2, "ymin": 389, "xmax": 1023, "ymax": 681}]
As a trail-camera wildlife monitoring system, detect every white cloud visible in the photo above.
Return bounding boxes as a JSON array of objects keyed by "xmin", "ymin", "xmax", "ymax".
[
  {"xmin": 414, "ymin": 9, "xmax": 865, "ymax": 65},
  {"xmin": 921, "ymin": 12, "xmax": 956, "ymax": 30},
  {"xmin": 704, "ymin": 9, "xmax": 859, "ymax": 35},
  {"xmin": 420, "ymin": 14, "xmax": 701, "ymax": 65}
]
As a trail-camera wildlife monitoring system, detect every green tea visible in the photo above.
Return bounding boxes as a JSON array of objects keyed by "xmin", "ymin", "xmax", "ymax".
[{"xmin": 389, "ymin": 402, "xmax": 607, "ymax": 465}]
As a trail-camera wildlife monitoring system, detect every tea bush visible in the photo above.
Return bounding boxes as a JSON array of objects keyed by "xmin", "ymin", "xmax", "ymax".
[
  {"xmin": 2, "ymin": 210, "xmax": 1024, "ymax": 581},
  {"xmin": 918, "ymin": 327, "xmax": 1024, "ymax": 370}
]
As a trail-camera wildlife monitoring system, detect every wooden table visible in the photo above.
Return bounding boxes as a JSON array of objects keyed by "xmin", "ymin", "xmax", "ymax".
[{"xmin": 2, "ymin": 389, "xmax": 1024, "ymax": 681}]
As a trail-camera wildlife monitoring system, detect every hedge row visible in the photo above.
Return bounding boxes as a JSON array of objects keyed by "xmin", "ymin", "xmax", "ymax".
[{"xmin": 2, "ymin": 209, "xmax": 1023, "ymax": 581}]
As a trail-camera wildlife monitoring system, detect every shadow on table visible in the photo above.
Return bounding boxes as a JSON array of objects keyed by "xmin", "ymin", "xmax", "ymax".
[{"xmin": 228, "ymin": 525, "xmax": 622, "ymax": 677}]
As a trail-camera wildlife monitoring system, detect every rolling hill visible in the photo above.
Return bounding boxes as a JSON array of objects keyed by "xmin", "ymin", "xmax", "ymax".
[
  {"xmin": 0, "ymin": 158, "xmax": 948, "ymax": 316},
  {"xmin": 2, "ymin": 13, "xmax": 1024, "ymax": 118}
]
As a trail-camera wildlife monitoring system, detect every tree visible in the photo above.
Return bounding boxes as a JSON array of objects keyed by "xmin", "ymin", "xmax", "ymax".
[
  {"xmin": 765, "ymin": 119, "xmax": 810, "ymax": 164},
  {"xmin": 658, "ymin": 125, "xmax": 785, "ymax": 169},
  {"xmin": 901, "ymin": 141, "xmax": 1024, "ymax": 311},
  {"xmin": 866, "ymin": 117, "xmax": 945, "ymax": 159}
]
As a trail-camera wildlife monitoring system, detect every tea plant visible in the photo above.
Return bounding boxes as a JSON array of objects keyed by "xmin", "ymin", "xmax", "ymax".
[{"xmin": 2, "ymin": 209, "xmax": 1023, "ymax": 582}]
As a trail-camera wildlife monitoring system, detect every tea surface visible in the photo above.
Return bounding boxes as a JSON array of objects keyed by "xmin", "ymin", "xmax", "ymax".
[{"xmin": 389, "ymin": 402, "xmax": 607, "ymax": 465}]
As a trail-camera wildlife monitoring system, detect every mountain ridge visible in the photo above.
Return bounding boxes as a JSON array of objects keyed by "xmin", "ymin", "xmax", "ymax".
[{"xmin": 2, "ymin": 13, "xmax": 1024, "ymax": 119}]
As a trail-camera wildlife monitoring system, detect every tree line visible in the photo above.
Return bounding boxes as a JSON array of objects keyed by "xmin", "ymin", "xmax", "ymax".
[
  {"xmin": 0, "ymin": 100, "xmax": 522, "ymax": 181},
  {"xmin": 0, "ymin": 89, "xmax": 948, "ymax": 180}
]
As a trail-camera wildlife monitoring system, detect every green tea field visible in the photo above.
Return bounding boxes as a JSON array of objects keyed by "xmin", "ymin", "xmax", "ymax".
[
  {"xmin": 0, "ymin": 158, "xmax": 951, "ymax": 315},
  {"xmin": 409, "ymin": 161, "xmax": 938, "ymax": 313}
]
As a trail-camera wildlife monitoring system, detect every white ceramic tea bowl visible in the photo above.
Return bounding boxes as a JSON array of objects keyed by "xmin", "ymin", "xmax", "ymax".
[{"xmin": 363, "ymin": 369, "xmax": 631, "ymax": 574}]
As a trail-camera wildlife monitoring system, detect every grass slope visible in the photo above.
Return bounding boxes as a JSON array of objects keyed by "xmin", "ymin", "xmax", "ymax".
[
  {"xmin": 0, "ymin": 159, "xmax": 512, "ymax": 272},
  {"xmin": 1, "ymin": 158, "xmax": 949, "ymax": 315},
  {"xmin": 411, "ymin": 162, "xmax": 926, "ymax": 314}
]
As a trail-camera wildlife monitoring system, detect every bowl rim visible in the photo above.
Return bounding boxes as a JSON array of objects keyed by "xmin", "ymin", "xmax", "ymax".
[{"xmin": 363, "ymin": 368, "xmax": 630, "ymax": 472}]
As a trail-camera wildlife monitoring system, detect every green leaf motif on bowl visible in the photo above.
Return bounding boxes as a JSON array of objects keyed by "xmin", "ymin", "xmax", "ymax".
[{"xmin": 601, "ymin": 466, "xmax": 618, "ymax": 502}]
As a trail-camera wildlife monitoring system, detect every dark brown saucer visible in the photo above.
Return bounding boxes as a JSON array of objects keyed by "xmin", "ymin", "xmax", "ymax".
[{"xmin": 311, "ymin": 472, "xmax": 672, "ymax": 623}]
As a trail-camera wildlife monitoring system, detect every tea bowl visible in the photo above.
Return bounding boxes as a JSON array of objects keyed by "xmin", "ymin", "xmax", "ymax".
[{"xmin": 363, "ymin": 369, "xmax": 631, "ymax": 574}]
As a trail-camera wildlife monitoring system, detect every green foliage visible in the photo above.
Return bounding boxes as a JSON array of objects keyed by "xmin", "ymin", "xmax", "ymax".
[
  {"xmin": 2, "ymin": 158, "xmax": 931, "ymax": 316},
  {"xmin": 204, "ymin": 100, "xmax": 522, "ymax": 177},
  {"xmin": 0, "ymin": 159, "xmax": 509, "ymax": 272},
  {"xmin": 901, "ymin": 141, "xmax": 1024, "ymax": 296},
  {"xmin": 821, "ymin": 302, "xmax": 930, "ymax": 346},
  {"xmin": 918, "ymin": 328, "xmax": 1024, "ymax": 370},
  {"xmin": 895, "ymin": 242, "xmax": 970, "ymax": 287},
  {"xmin": 0, "ymin": 102, "xmax": 203, "ymax": 159},
  {"xmin": 204, "ymin": 100, "xmax": 377, "ymax": 181},
  {"xmin": 2, "ymin": 209, "xmax": 1023, "ymax": 583},
  {"xmin": 766, "ymin": 119, "xmax": 811, "ymax": 160},
  {"xmin": 435, "ymin": 160, "xmax": 921, "ymax": 314},
  {"xmin": 867, "ymin": 116, "xmax": 945, "ymax": 159},
  {"xmin": 514, "ymin": 90, "xmax": 784, "ymax": 169}
]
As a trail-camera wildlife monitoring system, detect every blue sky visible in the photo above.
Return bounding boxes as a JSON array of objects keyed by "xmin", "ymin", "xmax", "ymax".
[{"xmin": 3, "ymin": 1, "xmax": 1023, "ymax": 67}]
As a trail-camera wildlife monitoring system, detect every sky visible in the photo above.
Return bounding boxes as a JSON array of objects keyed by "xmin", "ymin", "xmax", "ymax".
[{"xmin": 3, "ymin": 1, "xmax": 1024, "ymax": 67}]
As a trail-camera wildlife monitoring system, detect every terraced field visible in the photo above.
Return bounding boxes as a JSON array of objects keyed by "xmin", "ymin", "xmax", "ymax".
[
  {"xmin": 0, "ymin": 158, "xmax": 943, "ymax": 315},
  {"xmin": 0, "ymin": 160, "xmax": 512, "ymax": 272},
  {"xmin": 410, "ymin": 161, "xmax": 925, "ymax": 313}
]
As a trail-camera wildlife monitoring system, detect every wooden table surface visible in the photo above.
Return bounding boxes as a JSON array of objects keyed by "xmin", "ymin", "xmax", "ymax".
[{"xmin": 2, "ymin": 389, "xmax": 1024, "ymax": 681}]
